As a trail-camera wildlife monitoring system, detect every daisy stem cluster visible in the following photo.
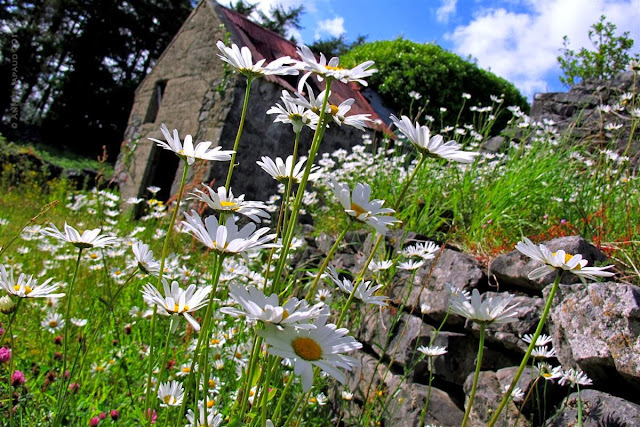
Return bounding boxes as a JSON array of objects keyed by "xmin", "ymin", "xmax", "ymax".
[
  {"xmin": 270, "ymin": 80, "xmax": 332, "ymax": 294},
  {"xmin": 487, "ymin": 271, "xmax": 563, "ymax": 426},
  {"xmin": 54, "ymin": 247, "xmax": 83, "ymax": 423},
  {"xmin": 305, "ymin": 223, "xmax": 350, "ymax": 300},
  {"xmin": 145, "ymin": 162, "xmax": 190, "ymax": 422}
]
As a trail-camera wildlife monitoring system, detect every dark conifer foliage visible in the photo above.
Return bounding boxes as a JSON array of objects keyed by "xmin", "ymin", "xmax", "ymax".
[{"xmin": 0, "ymin": 0, "xmax": 193, "ymax": 159}]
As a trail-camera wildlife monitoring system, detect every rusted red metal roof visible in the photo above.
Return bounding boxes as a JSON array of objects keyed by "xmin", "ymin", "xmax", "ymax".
[{"xmin": 216, "ymin": 4, "xmax": 389, "ymax": 133}]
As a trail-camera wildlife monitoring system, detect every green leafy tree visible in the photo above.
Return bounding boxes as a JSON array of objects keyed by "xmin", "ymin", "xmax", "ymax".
[
  {"xmin": 257, "ymin": 4, "xmax": 304, "ymax": 39},
  {"xmin": 308, "ymin": 34, "xmax": 367, "ymax": 59},
  {"xmin": 227, "ymin": 0, "xmax": 257, "ymax": 16},
  {"xmin": 341, "ymin": 38, "xmax": 529, "ymax": 130},
  {"xmin": 558, "ymin": 15, "xmax": 639, "ymax": 86}
]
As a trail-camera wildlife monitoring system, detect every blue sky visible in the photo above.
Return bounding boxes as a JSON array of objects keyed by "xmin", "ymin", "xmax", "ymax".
[{"xmin": 244, "ymin": 0, "xmax": 640, "ymax": 100}]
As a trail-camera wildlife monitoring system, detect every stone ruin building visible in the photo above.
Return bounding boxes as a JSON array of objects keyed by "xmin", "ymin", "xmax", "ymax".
[{"xmin": 113, "ymin": 0, "xmax": 388, "ymax": 204}]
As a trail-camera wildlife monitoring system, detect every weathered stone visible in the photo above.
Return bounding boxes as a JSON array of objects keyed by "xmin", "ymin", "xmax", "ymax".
[
  {"xmin": 462, "ymin": 370, "xmax": 531, "ymax": 427},
  {"xmin": 547, "ymin": 389, "xmax": 640, "ymax": 427},
  {"xmin": 390, "ymin": 247, "xmax": 485, "ymax": 324},
  {"xmin": 489, "ymin": 236, "xmax": 608, "ymax": 292},
  {"xmin": 343, "ymin": 351, "xmax": 464, "ymax": 426},
  {"xmin": 545, "ymin": 282, "xmax": 640, "ymax": 393},
  {"xmin": 480, "ymin": 135, "xmax": 506, "ymax": 153}
]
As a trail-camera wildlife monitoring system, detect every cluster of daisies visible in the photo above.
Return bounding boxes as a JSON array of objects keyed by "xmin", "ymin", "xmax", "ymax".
[{"xmin": 0, "ymin": 35, "xmax": 623, "ymax": 426}]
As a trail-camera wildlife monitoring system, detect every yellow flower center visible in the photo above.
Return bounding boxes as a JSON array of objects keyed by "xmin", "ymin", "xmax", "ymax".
[
  {"xmin": 220, "ymin": 201, "xmax": 238, "ymax": 210},
  {"xmin": 15, "ymin": 284, "xmax": 32, "ymax": 294},
  {"xmin": 90, "ymin": 253, "xmax": 98, "ymax": 259},
  {"xmin": 210, "ymin": 338, "xmax": 220, "ymax": 345},
  {"xmin": 95, "ymin": 365, "xmax": 105, "ymax": 372},
  {"xmin": 172, "ymin": 303, "xmax": 189, "ymax": 313},
  {"xmin": 235, "ymin": 352, "xmax": 243, "ymax": 359},
  {"xmin": 182, "ymin": 367, "xmax": 191, "ymax": 373},
  {"xmin": 292, "ymin": 337, "xmax": 322, "ymax": 361},
  {"xmin": 325, "ymin": 65, "xmax": 345, "ymax": 71},
  {"xmin": 310, "ymin": 397, "xmax": 317, "ymax": 403},
  {"xmin": 163, "ymin": 395, "xmax": 175, "ymax": 405},
  {"xmin": 281, "ymin": 309, "xmax": 290, "ymax": 321},
  {"xmin": 208, "ymin": 379, "xmax": 216, "ymax": 388},
  {"xmin": 542, "ymin": 372, "xmax": 551, "ymax": 378},
  {"xmin": 552, "ymin": 252, "xmax": 581, "ymax": 269},
  {"xmin": 207, "ymin": 399, "xmax": 215, "ymax": 408},
  {"xmin": 329, "ymin": 104, "xmax": 339, "ymax": 116},
  {"xmin": 49, "ymin": 320, "xmax": 58, "ymax": 327},
  {"xmin": 350, "ymin": 202, "xmax": 367, "ymax": 217}
]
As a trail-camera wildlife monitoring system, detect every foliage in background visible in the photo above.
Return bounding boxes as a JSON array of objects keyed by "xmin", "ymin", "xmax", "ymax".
[
  {"xmin": 558, "ymin": 15, "xmax": 639, "ymax": 86},
  {"xmin": 0, "ymin": 0, "xmax": 193, "ymax": 158},
  {"xmin": 308, "ymin": 34, "xmax": 368, "ymax": 59},
  {"xmin": 340, "ymin": 38, "xmax": 530, "ymax": 132}
]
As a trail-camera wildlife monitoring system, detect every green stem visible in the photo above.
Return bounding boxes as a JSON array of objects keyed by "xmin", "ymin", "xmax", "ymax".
[
  {"xmin": 150, "ymin": 317, "xmax": 175, "ymax": 416},
  {"xmin": 487, "ymin": 271, "xmax": 563, "ymax": 427},
  {"xmin": 418, "ymin": 357, "xmax": 436, "ymax": 426},
  {"xmin": 271, "ymin": 81, "xmax": 333, "ymax": 294},
  {"xmin": 225, "ymin": 77, "xmax": 254, "ymax": 190},
  {"xmin": 272, "ymin": 372, "xmax": 294, "ymax": 424},
  {"xmin": 577, "ymin": 385, "xmax": 583, "ymax": 427},
  {"xmin": 305, "ymin": 224, "xmax": 349, "ymax": 300},
  {"xmin": 461, "ymin": 323, "xmax": 486, "ymax": 427},
  {"xmin": 54, "ymin": 247, "xmax": 83, "ymax": 424},
  {"xmin": 146, "ymin": 162, "xmax": 190, "ymax": 422},
  {"xmin": 263, "ymin": 130, "xmax": 301, "ymax": 293}
]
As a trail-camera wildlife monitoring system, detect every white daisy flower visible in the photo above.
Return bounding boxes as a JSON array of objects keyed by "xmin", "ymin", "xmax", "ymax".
[
  {"xmin": 71, "ymin": 318, "xmax": 87, "ymax": 327},
  {"xmin": 398, "ymin": 259, "xmax": 424, "ymax": 271},
  {"xmin": 258, "ymin": 313, "xmax": 362, "ymax": 392},
  {"xmin": 369, "ymin": 260, "xmax": 394, "ymax": 272},
  {"xmin": 0, "ymin": 265, "xmax": 64, "ymax": 299},
  {"xmin": 328, "ymin": 179, "xmax": 399, "ymax": 235},
  {"xmin": 132, "ymin": 241, "xmax": 160, "ymax": 275},
  {"xmin": 515, "ymin": 237, "xmax": 615, "ymax": 283},
  {"xmin": 148, "ymin": 124, "xmax": 234, "ymax": 165},
  {"xmin": 220, "ymin": 283, "xmax": 322, "ymax": 329},
  {"xmin": 181, "ymin": 211, "xmax": 278, "ymax": 257},
  {"xmin": 267, "ymin": 90, "xmax": 318, "ymax": 133},
  {"xmin": 417, "ymin": 345, "xmax": 448, "ymax": 357},
  {"xmin": 522, "ymin": 333, "xmax": 553, "ymax": 347},
  {"xmin": 256, "ymin": 155, "xmax": 321, "ymax": 184},
  {"xmin": 295, "ymin": 44, "xmax": 376, "ymax": 92},
  {"xmin": 559, "ymin": 368, "xmax": 593, "ymax": 387},
  {"xmin": 216, "ymin": 41, "xmax": 298, "ymax": 78},
  {"xmin": 157, "ymin": 380, "xmax": 184, "ymax": 407},
  {"xmin": 503, "ymin": 385, "xmax": 524, "ymax": 402},
  {"xmin": 41, "ymin": 222, "xmax": 118, "ymax": 249},
  {"xmin": 327, "ymin": 267, "xmax": 389, "ymax": 306},
  {"xmin": 448, "ymin": 288, "xmax": 520, "ymax": 324},
  {"xmin": 537, "ymin": 362, "xmax": 563, "ymax": 381},
  {"xmin": 190, "ymin": 185, "xmax": 270, "ymax": 223},
  {"xmin": 186, "ymin": 404, "xmax": 222, "ymax": 427},
  {"xmin": 140, "ymin": 280, "xmax": 212, "ymax": 331},
  {"xmin": 391, "ymin": 115, "xmax": 479, "ymax": 163},
  {"xmin": 531, "ymin": 346, "xmax": 557, "ymax": 359},
  {"xmin": 41, "ymin": 312, "xmax": 65, "ymax": 334}
]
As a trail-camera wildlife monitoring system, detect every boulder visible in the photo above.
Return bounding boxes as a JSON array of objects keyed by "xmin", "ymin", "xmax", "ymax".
[
  {"xmin": 343, "ymin": 351, "xmax": 464, "ymax": 426},
  {"xmin": 390, "ymin": 247, "xmax": 486, "ymax": 324},
  {"xmin": 545, "ymin": 282, "xmax": 640, "ymax": 394},
  {"xmin": 547, "ymin": 389, "xmax": 640, "ymax": 427}
]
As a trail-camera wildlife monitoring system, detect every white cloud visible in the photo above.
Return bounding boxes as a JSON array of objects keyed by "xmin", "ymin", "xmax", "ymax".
[
  {"xmin": 436, "ymin": 0, "xmax": 458, "ymax": 23},
  {"xmin": 446, "ymin": 0, "xmax": 640, "ymax": 99},
  {"xmin": 244, "ymin": 0, "xmax": 316, "ymax": 42},
  {"xmin": 314, "ymin": 16, "xmax": 346, "ymax": 39}
]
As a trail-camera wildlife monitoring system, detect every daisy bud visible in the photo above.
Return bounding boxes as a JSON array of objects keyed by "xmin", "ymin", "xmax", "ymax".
[{"xmin": 0, "ymin": 295, "xmax": 16, "ymax": 314}]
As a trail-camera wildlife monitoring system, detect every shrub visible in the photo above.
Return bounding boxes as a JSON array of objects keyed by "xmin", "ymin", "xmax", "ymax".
[{"xmin": 340, "ymin": 37, "xmax": 529, "ymax": 131}]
